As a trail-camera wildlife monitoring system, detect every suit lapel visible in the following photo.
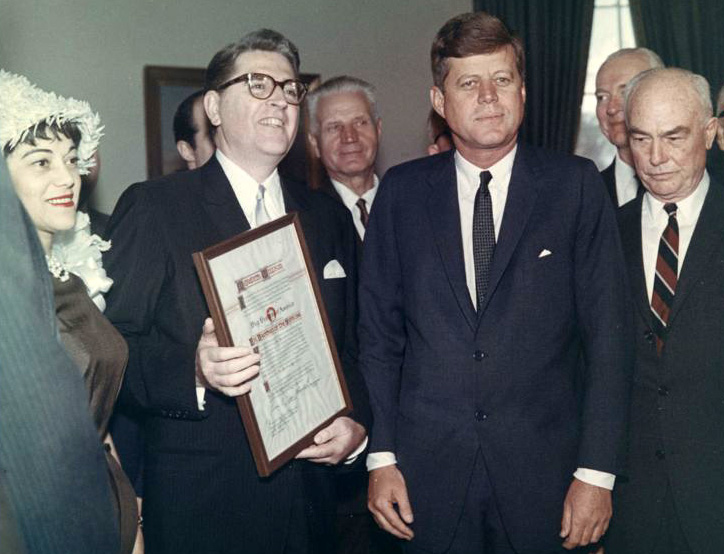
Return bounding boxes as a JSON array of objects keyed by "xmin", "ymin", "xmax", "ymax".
[
  {"xmin": 478, "ymin": 144, "xmax": 540, "ymax": 316},
  {"xmin": 619, "ymin": 196, "xmax": 652, "ymax": 324},
  {"xmin": 201, "ymin": 156, "xmax": 251, "ymax": 239},
  {"xmin": 280, "ymin": 176, "xmax": 311, "ymax": 214},
  {"xmin": 426, "ymin": 152, "xmax": 477, "ymax": 332},
  {"xmin": 601, "ymin": 159, "xmax": 618, "ymax": 206},
  {"xmin": 668, "ymin": 183, "xmax": 724, "ymax": 325}
]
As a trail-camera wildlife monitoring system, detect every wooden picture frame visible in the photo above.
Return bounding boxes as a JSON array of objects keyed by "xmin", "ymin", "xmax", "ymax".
[{"xmin": 193, "ymin": 213, "xmax": 352, "ymax": 476}]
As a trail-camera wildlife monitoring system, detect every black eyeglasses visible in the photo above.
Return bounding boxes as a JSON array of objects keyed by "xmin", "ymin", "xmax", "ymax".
[{"xmin": 217, "ymin": 72, "xmax": 307, "ymax": 105}]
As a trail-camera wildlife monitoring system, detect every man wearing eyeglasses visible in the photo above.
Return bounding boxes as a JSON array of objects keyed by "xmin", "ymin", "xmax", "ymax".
[{"xmin": 104, "ymin": 29, "xmax": 369, "ymax": 554}]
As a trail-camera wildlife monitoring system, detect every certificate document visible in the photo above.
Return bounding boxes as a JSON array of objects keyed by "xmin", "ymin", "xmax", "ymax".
[{"xmin": 193, "ymin": 213, "xmax": 351, "ymax": 476}]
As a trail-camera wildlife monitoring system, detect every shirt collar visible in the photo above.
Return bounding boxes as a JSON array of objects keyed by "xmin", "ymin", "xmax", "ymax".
[
  {"xmin": 643, "ymin": 170, "xmax": 710, "ymax": 225},
  {"xmin": 614, "ymin": 151, "xmax": 636, "ymax": 184},
  {"xmin": 215, "ymin": 149, "xmax": 283, "ymax": 220},
  {"xmin": 330, "ymin": 175, "xmax": 379, "ymax": 211},
  {"xmin": 454, "ymin": 145, "xmax": 517, "ymax": 200}
]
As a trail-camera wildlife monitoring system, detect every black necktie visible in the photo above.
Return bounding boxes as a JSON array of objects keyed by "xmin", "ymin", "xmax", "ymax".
[
  {"xmin": 651, "ymin": 203, "xmax": 679, "ymax": 355},
  {"xmin": 473, "ymin": 171, "xmax": 495, "ymax": 310},
  {"xmin": 356, "ymin": 198, "xmax": 369, "ymax": 228}
]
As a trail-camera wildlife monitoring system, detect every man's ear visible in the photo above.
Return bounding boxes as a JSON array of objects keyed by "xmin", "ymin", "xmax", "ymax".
[
  {"xmin": 176, "ymin": 141, "xmax": 196, "ymax": 168},
  {"xmin": 204, "ymin": 90, "xmax": 222, "ymax": 127},
  {"xmin": 716, "ymin": 118, "xmax": 724, "ymax": 151},
  {"xmin": 431, "ymin": 86, "xmax": 445, "ymax": 119},
  {"xmin": 704, "ymin": 116, "xmax": 718, "ymax": 150}
]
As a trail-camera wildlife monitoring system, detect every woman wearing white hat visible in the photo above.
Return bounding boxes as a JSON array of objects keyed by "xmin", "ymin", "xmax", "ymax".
[{"xmin": 0, "ymin": 70, "xmax": 142, "ymax": 554}]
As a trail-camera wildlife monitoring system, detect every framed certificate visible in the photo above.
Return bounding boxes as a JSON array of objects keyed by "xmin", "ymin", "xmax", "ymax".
[{"xmin": 193, "ymin": 213, "xmax": 352, "ymax": 476}]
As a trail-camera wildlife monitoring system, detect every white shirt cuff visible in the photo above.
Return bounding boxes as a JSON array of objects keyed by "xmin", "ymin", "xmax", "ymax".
[
  {"xmin": 195, "ymin": 386, "xmax": 206, "ymax": 411},
  {"xmin": 366, "ymin": 451, "xmax": 397, "ymax": 471},
  {"xmin": 344, "ymin": 436, "xmax": 368, "ymax": 465},
  {"xmin": 574, "ymin": 467, "xmax": 616, "ymax": 490}
]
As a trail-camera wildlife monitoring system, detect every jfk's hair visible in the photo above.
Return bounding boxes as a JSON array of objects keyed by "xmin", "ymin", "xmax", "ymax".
[
  {"xmin": 205, "ymin": 29, "xmax": 300, "ymax": 91},
  {"xmin": 173, "ymin": 90, "xmax": 205, "ymax": 146},
  {"xmin": 624, "ymin": 67, "xmax": 713, "ymax": 126},
  {"xmin": 600, "ymin": 47, "xmax": 664, "ymax": 74},
  {"xmin": 3, "ymin": 119, "xmax": 81, "ymax": 157},
  {"xmin": 430, "ymin": 11, "xmax": 525, "ymax": 89},
  {"xmin": 306, "ymin": 75, "xmax": 378, "ymax": 135}
]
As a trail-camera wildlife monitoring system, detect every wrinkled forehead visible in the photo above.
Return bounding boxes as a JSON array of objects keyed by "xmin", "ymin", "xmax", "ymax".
[{"xmin": 629, "ymin": 78, "xmax": 703, "ymax": 125}]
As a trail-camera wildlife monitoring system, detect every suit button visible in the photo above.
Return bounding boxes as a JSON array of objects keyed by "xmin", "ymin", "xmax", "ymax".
[
  {"xmin": 658, "ymin": 386, "xmax": 669, "ymax": 396},
  {"xmin": 473, "ymin": 350, "xmax": 485, "ymax": 361},
  {"xmin": 474, "ymin": 410, "xmax": 488, "ymax": 421},
  {"xmin": 655, "ymin": 449, "xmax": 666, "ymax": 460},
  {"xmin": 644, "ymin": 330, "xmax": 655, "ymax": 344}
]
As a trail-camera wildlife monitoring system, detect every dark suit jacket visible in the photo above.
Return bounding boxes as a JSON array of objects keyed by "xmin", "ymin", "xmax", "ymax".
[
  {"xmin": 608, "ymin": 185, "xmax": 724, "ymax": 554},
  {"xmin": 0, "ymin": 159, "xmax": 118, "ymax": 553},
  {"xmin": 104, "ymin": 156, "xmax": 368, "ymax": 554},
  {"xmin": 318, "ymin": 175, "xmax": 364, "ymax": 251},
  {"xmin": 359, "ymin": 145, "xmax": 633, "ymax": 554},
  {"xmin": 601, "ymin": 158, "xmax": 618, "ymax": 206}
]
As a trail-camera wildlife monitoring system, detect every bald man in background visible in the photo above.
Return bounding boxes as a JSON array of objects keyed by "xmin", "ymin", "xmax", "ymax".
[{"xmin": 595, "ymin": 47, "xmax": 663, "ymax": 206}]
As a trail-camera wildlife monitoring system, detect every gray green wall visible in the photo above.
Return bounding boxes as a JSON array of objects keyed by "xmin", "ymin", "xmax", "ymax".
[{"xmin": 0, "ymin": 0, "xmax": 470, "ymax": 213}]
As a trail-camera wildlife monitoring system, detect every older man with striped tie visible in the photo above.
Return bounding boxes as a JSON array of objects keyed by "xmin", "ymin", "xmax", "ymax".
[{"xmin": 607, "ymin": 67, "xmax": 724, "ymax": 554}]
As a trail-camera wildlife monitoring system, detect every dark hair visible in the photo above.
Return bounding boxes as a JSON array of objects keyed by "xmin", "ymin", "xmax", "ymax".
[
  {"xmin": 173, "ymin": 90, "xmax": 205, "ymax": 146},
  {"xmin": 3, "ymin": 119, "xmax": 82, "ymax": 157},
  {"xmin": 427, "ymin": 109, "xmax": 450, "ymax": 143},
  {"xmin": 205, "ymin": 29, "xmax": 301, "ymax": 91},
  {"xmin": 431, "ymin": 12, "xmax": 525, "ymax": 89}
]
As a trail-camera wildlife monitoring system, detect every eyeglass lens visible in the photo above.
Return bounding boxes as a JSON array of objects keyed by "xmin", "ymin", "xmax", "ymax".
[{"xmin": 249, "ymin": 74, "xmax": 305, "ymax": 104}]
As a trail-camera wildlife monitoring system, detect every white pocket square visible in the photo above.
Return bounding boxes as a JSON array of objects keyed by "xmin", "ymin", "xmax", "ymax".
[
  {"xmin": 323, "ymin": 259, "xmax": 346, "ymax": 279},
  {"xmin": 538, "ymin": 249, "xmax": 552, "ymax": 258}
]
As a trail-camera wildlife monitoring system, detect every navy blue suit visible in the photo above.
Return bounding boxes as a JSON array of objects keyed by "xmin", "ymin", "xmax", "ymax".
[{"xmin": 359, "ymin": 145, "xmax": 633, "ymax": 553}]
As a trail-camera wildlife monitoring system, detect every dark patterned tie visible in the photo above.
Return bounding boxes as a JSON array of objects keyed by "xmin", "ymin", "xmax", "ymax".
[
  {"xmin": 651, "ymin": 203, "xmax": 679, "ymax": 355},
  {"xmin": 356, "ymin": 198, "xmax": 369, "ymax": 228},
  {"xmin": 473, "ymin": 171, "xmax": 495, "ymax": 311}
]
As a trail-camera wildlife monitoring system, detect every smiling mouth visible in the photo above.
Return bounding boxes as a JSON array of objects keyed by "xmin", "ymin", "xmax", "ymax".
[
  {"xmin": 47, "ymin": 194, "xmax": 75, "ymax": 207},
  {"xmin": 259, "ymin": 117, "xmax": 285, "ymax": 128}
]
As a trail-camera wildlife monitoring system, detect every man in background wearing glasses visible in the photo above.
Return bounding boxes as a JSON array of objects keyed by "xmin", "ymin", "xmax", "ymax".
[{"xmin": 104, "ymin": 29, "xmax": 369, "ymax": 554}]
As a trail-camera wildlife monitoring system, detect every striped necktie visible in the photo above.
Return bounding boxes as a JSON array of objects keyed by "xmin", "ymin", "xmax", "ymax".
[
  {"xmin": 473, "ymin": 170, "xmax": 495, "ymax": 311},
  {"xmin": 651, "ymin": 203, "xmax": 678, "ymax": 355}
]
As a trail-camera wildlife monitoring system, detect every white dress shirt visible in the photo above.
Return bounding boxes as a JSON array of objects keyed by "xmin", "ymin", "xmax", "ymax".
[
  {"xmin": 330, "ymin": 175, "xmax": 379, "ymax": 240},
  {"xmin": 614, "ymin": 153, "xmax": 641, "ymax": 207},
  {"xmin": 641, "ymin": 173, "xmax": 709, "ymax": 301},
  {"xmin": 367, "ymin": 147, "xmax": 615, "ymax": 490}
]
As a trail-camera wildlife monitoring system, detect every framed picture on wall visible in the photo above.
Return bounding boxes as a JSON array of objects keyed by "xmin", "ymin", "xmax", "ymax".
[{"xmin": 143, "ymin": 65, "xmax": 321, "ymax": 182}]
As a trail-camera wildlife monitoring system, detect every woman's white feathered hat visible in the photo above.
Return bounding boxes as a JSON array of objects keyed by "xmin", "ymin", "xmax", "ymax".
[{"xmin": 0, "ymin": 69, "xmax": 103, "ymax": 174}]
